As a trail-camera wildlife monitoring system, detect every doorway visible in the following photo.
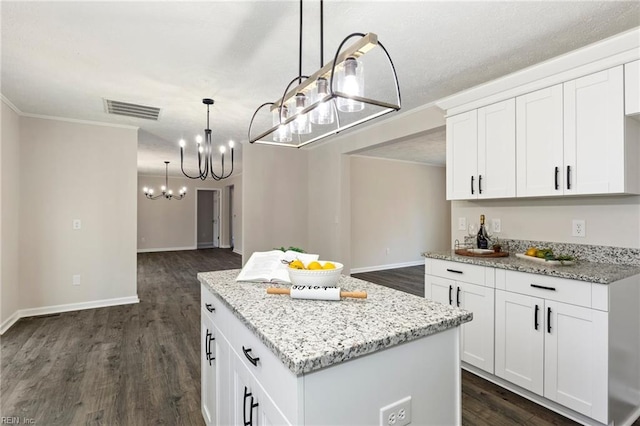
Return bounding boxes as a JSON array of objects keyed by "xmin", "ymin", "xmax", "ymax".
[
  {"xmin": 196, "ymin": 189, "xmax": 221, "ymax": 249},
  {"xmin": 229, "ymin": 184, "xmax": 235, "ymax": 250}
]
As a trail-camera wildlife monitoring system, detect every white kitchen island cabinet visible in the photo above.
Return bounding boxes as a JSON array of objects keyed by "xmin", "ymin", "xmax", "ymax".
[{"xmin": 199, "ymin": 270, "xmax": 472, "ymax": 426}]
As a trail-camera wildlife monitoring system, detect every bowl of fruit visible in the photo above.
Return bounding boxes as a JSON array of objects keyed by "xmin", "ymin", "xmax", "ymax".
[{"xmin": 287, "ymin": 260, "xmax": 344, "ymax": 287}]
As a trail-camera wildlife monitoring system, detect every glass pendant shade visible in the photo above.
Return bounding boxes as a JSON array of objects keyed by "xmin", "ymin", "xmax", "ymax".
[
  {"xmin": 337, "ymin": 57, "xmax": 364, "ymax": 112},
  {"xmin": 311, "ymin": 77, "xmax": 335, "ymax": 125},
  {"xmin": 291, "ymin": 93, "xmax": 312, "ymax": 135},
  {"xmin": 272, "ymin": 105, "xmax": 292, "ymax": 142}
]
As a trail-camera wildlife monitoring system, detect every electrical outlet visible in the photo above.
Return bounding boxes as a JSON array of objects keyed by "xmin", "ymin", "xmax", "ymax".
[
  {"xmin": 491, "ymin": 218, "xmax": 501, "ymax": 233},
  {"xmin": 458, "ymin": 217, "xmax": 467, "ymax": 231},
  {"xmin": 386, "ymin": 248, "xmax": 391, "ymax": 255},
  {"xmin": 73, "ymin": 219, "xmax": 82, "ymax": 230},
  {"xmin": 572, "ymin": 220, "xmax": 586, "ymax": 237},
  {"xmin": 380, "ymin": 396, "xmax": 411, "ymax": 426},
  {"xmin": 73, "ymin": 274, "xmax": 81, "ymax": 286}
]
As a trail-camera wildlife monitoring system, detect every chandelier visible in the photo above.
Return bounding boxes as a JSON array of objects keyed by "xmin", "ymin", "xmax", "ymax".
[
  {"xmin": 248, "ymin": 0, "xmax": 401, "ymax": 148},
  {"xmin": 179, "ymin": 98, "xmax": 234, "ymax": 180},
  {"xmin": 143, "ymin": 161, "xmax": 187, "ymax": 200}
]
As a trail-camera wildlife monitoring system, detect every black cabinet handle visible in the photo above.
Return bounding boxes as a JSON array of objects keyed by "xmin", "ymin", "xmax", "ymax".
[
  {"xmin": 243, "ymin": 386, "xmax": 258, "ymax": 426},
  {"xmin": 534, "ymin": 304, "xmax": 539, "ymax": 330},
  {"xmin": 471, "ymin": 176, "xmax": 475, "ymax": 195},
  {"xmin": 242, "ymin": 346, "xmax": 260, "ymax": 367},
  {"xmin": 448, "ymin": 285, "xmax": 453, "ymax": 305},
  {"xmin": 530, "ymin": 284, "xmax": 556, "ymax": 291},
  {"xmin": 566, "ymin": 165, "xmax": 571, "ymax": 190},
  {"xmin": 205, "ymin": 329, "xmax": 215, "ymax": 365},
  {"xmin": 446, "ymin": 268, "xmax": 463, "ymax": 274},
  {"xmin": 554, "ymin": 167, "xmax": 559, "ymax": 190},
  {"xmin": 478, "ymin": 174, "xmax": 483, "ymax": 194},
  {"xmin": 456, "ymin": 287, "xmax": 461, "ymax": 307},
  {"xmin": 547, "ymin": 307, "xmax": 552, "ymax": 334},
  {"xmin": 205, "ymin": 303, "xmax": 215, "ymax": 312}
]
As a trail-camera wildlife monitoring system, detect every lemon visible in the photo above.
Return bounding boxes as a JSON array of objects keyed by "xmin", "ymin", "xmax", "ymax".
[
  {"xmin": 289, "ymin": 260, "xmax": 304, "ymax": 269},
  {"xmin": 307, "ymin": 261, "xmax": 322, "ymax": 270},
  {"xmin": 526, "ymin": 247, "xmax": 538, "ymax": 257},
  {"xmin": 322, "ymin": 262, "xmax": 336, "ymax": 270}
]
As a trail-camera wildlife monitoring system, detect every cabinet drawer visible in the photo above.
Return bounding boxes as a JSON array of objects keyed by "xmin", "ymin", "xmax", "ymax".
[
  {"xmin": 212, "ymin": 293, "xmax": 298, "ymax": 421},
  {"xmin": 505, "ymin": 270, "xmax": 591, "ymax": 308},
  {"xmin": 201, "ymin": 286, "xmax": 224, "ymax": 325},
  {"xmin": 430, "ymin": 259, "xmax": 486, "ymax": 286}
]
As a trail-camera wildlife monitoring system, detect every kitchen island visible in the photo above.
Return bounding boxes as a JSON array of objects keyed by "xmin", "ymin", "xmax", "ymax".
[{"xmin": 199, "ymin": 269, "xmax": 472, "ymax": 426}]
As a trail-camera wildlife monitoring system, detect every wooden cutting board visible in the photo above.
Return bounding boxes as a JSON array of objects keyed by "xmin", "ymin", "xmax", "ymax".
[{"xmin": 454, "ymin": 249, "xmax": 509, "ymax": 258}]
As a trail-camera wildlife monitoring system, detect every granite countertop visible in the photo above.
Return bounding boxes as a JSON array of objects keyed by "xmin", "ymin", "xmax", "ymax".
[
  {"xmin": 198, "ymin": 269, "xmax": 472, "ymax": 375},
  {"xmin": 423, "ymin": 251, "xmax": 640, "ymax": 284}
]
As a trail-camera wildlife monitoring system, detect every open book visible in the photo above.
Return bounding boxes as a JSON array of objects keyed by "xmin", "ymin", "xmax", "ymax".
[{"xmin": 236, "ymin": 250, "xmax": 319, "ymax": 283}]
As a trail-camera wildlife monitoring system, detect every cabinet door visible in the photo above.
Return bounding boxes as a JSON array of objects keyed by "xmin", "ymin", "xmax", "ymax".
[
  {"xmin": 425, "ymin": 275, "xmax": 454, "ymax": 306},
  {"xmin": 459, "ymin": 282, "xmax": 495, "ymax": 373},
  {"xmin": 446, "ymin": 110, "xmax": 478, "ymax": 200},
  {"xmin": 564, "ymin": 66, "xmax": 624, "ymax": 195},
  {"xmin": 544, "ymin": 301, "xmax": 608, "ymax": 423},
  {"xmin": 495, "ymin": 290, "xmax": 544, "ymax": 395},
  {"xmin": 516, "ymin": 85, "xmax": 564, "ymax": 197},
  {"xmin": 478, "ymin": 99, "xmax": 516, "ymax": 199},
  {"xmin": 201, "ymin": 312, "xmax": 217, "ymax": 426},
  {"xmin": 625, "ymin": 60, "xmax": 640, "ymax": 115}
]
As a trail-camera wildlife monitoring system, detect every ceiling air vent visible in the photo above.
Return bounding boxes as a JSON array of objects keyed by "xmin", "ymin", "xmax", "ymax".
[{"xmin": 104, "ymin": 99, "xmax": 161, "ymax": 120}]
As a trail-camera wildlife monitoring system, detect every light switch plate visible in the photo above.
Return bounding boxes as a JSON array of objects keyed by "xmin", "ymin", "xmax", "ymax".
[
  {"xmin": 491, "ymin": 218, "xmax": 501, "ymax": 233},
  {"xmin": 458, "ymin": 217, "xmax": 467, "ymax": 231}
]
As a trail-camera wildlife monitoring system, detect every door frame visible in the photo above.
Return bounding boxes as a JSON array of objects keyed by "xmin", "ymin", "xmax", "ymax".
[{"xmin": 195, "ymin": 188, "xmax": 222, "ymax": 249}]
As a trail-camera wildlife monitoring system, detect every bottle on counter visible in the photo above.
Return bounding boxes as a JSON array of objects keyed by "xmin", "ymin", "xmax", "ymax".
[{"xmin": 477, "ymin": 214, "xmax": 489, "ymax": 249}]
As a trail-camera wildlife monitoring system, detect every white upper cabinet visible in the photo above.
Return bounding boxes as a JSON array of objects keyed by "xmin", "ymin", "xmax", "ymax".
[
  {"xmin": 446, "ymin": 99, "xmax": 515, "ymax": 200},
  {"xmin": 516, "ymin": 84, "xmax": 564, "ymax": 197},
  {"xmin": 564, "ymin": 66, "xmax": 626, "ymax": 195},
  {"xmin": 446, "ymin": 110, "xmax": 478, "ymax": 200},
  {"xmin": 625, "ymin": 60, "xmax": 639, "ymax": 116},
  {"xmin": 478, "ymin": 99, "xmax": 516, "ymax": 199}
]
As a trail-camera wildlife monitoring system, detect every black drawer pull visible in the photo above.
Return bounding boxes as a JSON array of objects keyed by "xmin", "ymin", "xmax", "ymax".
[
  {"xmin": 243, "ymin": 386, "xmax": 259, "ymax": 426},
  {"xmin": 471, "ymin": 176, "xmax": 475, "ymax": 195},
  {"xmin": 448, "ymin": 285, "xmax": 453, "ymax": 305},
  {"xmin": 456, "ymin": 287, "xmax": 461, "ymax": 307},
  {"xmin": 554, "ymin": 166, "xmax": 559, "ymax": 190},
  {"xmin": 205, "ymin": 329, "xmax": 215, "ymax": 365},
  {"xmin": 242, "ymin": 346, "xmax": 260, "ymax": 367},
  {"xmin": 478, "ymin": 174, "xmax": 483, "ymax": 194},
  {"xmin": 446, "ymin": 268, "xmax": 463, "ymax": 274},
  {"xmin": 547, "ymin": 307, "xmax": 552, "ymax": 334},
  {"xmin": 534, "ymin": 304, "xmax": 539, "ymax": 330},
  {"xmin": 530, "ymin": 284, "xmax": 556, "ymax": 291},
  {"xmin": 566, "ymin": 165, "xmax": 571, "ymax": 190},
  {"xmin": 205, "ymin": 303, "xmax": 215, "ymax": 312}
]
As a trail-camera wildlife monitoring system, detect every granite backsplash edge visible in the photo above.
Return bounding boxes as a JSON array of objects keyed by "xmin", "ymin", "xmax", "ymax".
[{"xmin": 462, "ymin": 237, "xmax": 640, "ymax": 266}]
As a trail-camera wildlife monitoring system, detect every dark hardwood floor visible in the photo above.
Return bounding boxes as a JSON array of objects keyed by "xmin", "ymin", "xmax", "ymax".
[{"xmin": 1, "ymin": 253, "xmax": 632, "ymax": 425}]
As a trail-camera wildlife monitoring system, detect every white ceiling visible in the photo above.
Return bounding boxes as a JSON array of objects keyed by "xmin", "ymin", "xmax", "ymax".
[{"xmin": 2, "ymin": 1, "xmax": 639, "ymax": 175}]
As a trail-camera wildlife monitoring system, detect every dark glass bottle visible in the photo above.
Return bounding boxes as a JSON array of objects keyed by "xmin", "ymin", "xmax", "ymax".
[{"xmin": 477, "ymin": 215, "xmax": 489, "ymax": 249}]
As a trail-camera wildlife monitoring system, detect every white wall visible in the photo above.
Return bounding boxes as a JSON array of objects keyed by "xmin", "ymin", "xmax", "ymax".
[
  {"xmin": 137, "ymin": 172, "xmax": 242, "ymax": 252},
  {"xmin": 307, "ymin": 104, "xmax": 447, "ymax": 272},
  {"xmin": 242, "ymin": 142, "xmax": 308, "ymax": 264},
  {"xmin": 1, "ymin": 100, "xmax": 21, "ymax": 329},
  {"xmin": 451, "ymin": 196, "xmax": 640, "ymax": 249},
  {"xmin": 18, "ymin": 117, "xmax": 138, "ymax": 310},
  {"xmin": 350, "ymin": 157, "xmax": 450, "ymax": 271}
]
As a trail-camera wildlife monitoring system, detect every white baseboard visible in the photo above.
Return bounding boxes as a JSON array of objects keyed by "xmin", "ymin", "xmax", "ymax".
[
  {"xmin": 220, "ymin": 245, "xmax": 231, "ymax": 249},
  {"xmin": 137, "ymin": 246, "xmax": 196, "ymax": 253},
  {"xmin": 197, "ymin": 243, "xmax": 215, "ymax": 249},
  {"xmin": 233, "ymin": 248, "xmax": 243, "ymax": 256},
  {"xmin": 350, "ymin": 260, "xmax": 424, "ymax": 274},
  {"xmin": 0, "ymin": 310, "xmax": 21, "ymax": 335},
  {"xmin": 0, "ymin": 296, "xmax": 139, "ymax": 335}
]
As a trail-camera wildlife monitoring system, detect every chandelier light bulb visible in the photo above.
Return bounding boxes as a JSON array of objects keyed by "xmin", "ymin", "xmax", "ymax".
[
  {"xmin": 198, "ymin": 146, "xmax": 204, "ymax": 154},
  {"xmin": 179, "ymin": 139, "xmax": 186, "ymax": 148},
  {"xmin": 196, "ymin": 135, "xmax": 203, "ymax": 144},
  {"xmin": 229, "ymin": 140, "xmax": 235, "ymax": 149},
  {"xmin": 337, "ymin": 57, "xmax": 365, "ymax": 112},
  {"xmin": 149, "ymin": 189, "xmax": 154, "ymax": 195},
  {"xmin": 161, "ymin": 185, "xmax": 167, "ymax": 192},
  {"xmin": 220, "ymin": 146, "xmax": 226, "ymax": 154},
  {"xmin": 311, "ymin": 77, "xmax": 335, "ymax": 125},
  {"xmin": 291, "ymin": 93, "xmax": 312, "ymax": 135},
  {"xmin": 272, "ymin": 105, "xmax": 292, "ymax": 142},
  {"xmin": 143, "ymin": 187, "xmax": 149, "ymax": 193}
]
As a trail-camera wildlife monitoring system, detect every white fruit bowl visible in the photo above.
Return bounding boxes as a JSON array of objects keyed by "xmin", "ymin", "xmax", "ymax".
[{"xmin": 287, "ymin": 261, "xmax": 344, "ymax": 287}]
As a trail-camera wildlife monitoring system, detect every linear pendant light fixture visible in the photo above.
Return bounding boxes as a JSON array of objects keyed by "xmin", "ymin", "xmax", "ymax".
[
  {"xmin": 179, "ymin": 98, "xmax": 234, "ymax": 181},
  {"xmin": 143, "ymin": 161, "xmax": 187, "ymax": 200},
  {"xmin": 248, "ymin": 0, "xmax": 401, "ymax": 148}
]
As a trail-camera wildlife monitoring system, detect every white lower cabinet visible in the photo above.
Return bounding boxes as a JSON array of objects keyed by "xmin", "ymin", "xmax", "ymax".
[
  {"xmin": 201, "ymin": 309, "xmax": 217, "ymax": 425},
  {"xmin": 425, "ymin": 260, "xmax": 495, "ymax": 373},
  {"xmin": 495, "ymin": 271, "xmax": 609, "ymax": 424}
]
